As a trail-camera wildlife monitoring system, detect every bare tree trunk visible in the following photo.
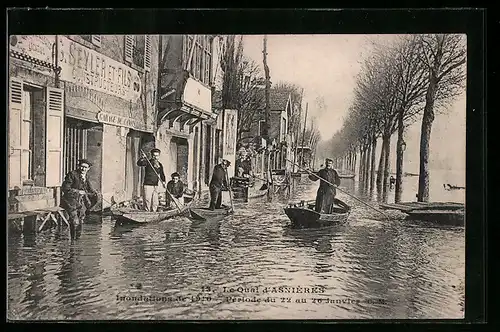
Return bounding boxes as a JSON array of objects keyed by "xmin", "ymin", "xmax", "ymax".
[
  {"xmin": 364, "ymin": 141, "xmax": 371, "ymax": 191},
  {"xmin": 353, "ymin": 150, "xmax": 357, "ymax": 175},
  {"xmin": 376, "ymin": 139, "xmax": 386, "ymax": 197},
  {"xmin": 382, "ymin": 134, "xmax": 391, "ymax": 203},
  {"xmin": 417, "ymin": 77, "xmax": 437, "ymax": 202},
  {"xmin": 359, "ymin": 147, "xmax": 365, "ymax": 183},
  {"xmin": 370, "ymin": 136, "xmax": 377, "ymax": 193},
  {"xmin": 395, "ymin": 108, "xmax": 405, "ymax": 203}
]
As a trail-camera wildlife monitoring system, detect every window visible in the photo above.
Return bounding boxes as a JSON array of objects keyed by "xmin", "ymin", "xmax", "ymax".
[
  {"xmin": 81, "ymin": 35, "xmax": 101, "ymax": 47},
  {"xmin": 183, "ymin": 35, "xmax": 212, "ymax": 85},
  {"xmin": 125, "ymin": 35, "xmax": 152, "ymax": 71},
  {"xmin": 8, "ymin": 79, "xmax": 64, "ymax": 189}
]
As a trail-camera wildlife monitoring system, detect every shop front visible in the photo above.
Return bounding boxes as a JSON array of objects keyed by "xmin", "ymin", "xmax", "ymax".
[{"xmin": 58, "ymin": 35, "xmax": 157, "ymax": 208}]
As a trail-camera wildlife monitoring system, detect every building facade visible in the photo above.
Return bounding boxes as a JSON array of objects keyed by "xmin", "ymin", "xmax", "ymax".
[
  {"xmin": 157, "ymin": 35, "xmax": 233, "ymax": 195},
  {"xmin": 8, "ymin": 35, "xmax": 63, "ymax": 212},
  {"xmin": 57, "ymin": 35, "xmax": 159, "ymax": 207},
  {"xmin": 8, "ymin": 34, "xmax": 160, "ymax": 211}
]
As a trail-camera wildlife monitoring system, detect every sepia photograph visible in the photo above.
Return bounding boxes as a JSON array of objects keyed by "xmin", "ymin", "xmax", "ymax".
[{"xmin": 6, "ymin": 9, "xmax": 483, "ymax": 322}]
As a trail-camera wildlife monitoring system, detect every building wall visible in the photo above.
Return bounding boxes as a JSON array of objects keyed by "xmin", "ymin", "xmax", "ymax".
[
  {"xmin": 58, "ymin": 35, "xmax": 160, "ymax": 206},
  {"xmin": 8, "ymin": 36, "xmax": 62, "ymax": 211},
  {"xmin": 155, "ymin": 121, "xmax": 197, "ymax": 191}
]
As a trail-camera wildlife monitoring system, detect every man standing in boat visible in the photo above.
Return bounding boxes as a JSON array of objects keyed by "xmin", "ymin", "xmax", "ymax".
[
  {"xmin": 166, "ymin": 172, "xmax": 185, "ymax": 210},
  {"xmin": 309, "ymin": 158, "xmax": 341, "ymax": 213},
  {"xmin": 60, "ymin": 159, "xmax": 100, "ymax": 238},
  {"xmin": 209, "ymin": 159, "xmax": 231, "ymax": 210},
  {"xmin": 137, "ymin": 148, "xmax": 166, "ymax": 212}
]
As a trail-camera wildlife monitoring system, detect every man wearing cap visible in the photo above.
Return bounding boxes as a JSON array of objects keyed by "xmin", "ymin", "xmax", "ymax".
[
  {"xmin": 60, "ymin": 159, "xmax": 99, "ymax": 238},
  {"xmin": 166, "ymin": 172, "xmax": 185, "ymax": 209},
  {"xmin": 208, "ymin": 159, "xmax": 231, "ymax": 210},
  {"xmin": 137, "ymin": 148, "xmax": 166, "ymax": 212},
  {"xmin": 309, "ymin": 158, "xmax": 341, "ymax": 213}
]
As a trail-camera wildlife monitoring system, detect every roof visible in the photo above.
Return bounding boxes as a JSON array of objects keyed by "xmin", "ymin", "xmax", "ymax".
[{"xmin": 212, "ymin": 88, "xmax": 291, "ymax": 111}]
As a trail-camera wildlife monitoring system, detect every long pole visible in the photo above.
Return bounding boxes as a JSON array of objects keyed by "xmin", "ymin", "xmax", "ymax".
[
  {"xmin": 286, "ymin": 158, "xmax": 389, "ymax": 219},
  {"xmin": 140, "ymin": 149, "xmax": 183, "ymax": 213},
  {"xmin": 299, "ymin": 103, "xmax": 308, "ymax": 170}
]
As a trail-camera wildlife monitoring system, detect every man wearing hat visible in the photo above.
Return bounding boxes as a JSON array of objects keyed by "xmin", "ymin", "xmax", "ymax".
[
  {"xmin": 309, "ymin": 158, "xmax": 341, "ymax": 213},
  {"xmin": 166, "ymin": 172, "xmax": 185, "ymax": 209},
  {"xmin": 60, "ymin": 159, "xmax": 99, "ymax": 238},
  {"xmin": 208, "ymin": 159, "xmax": 231, "ymax": 210},
  {"xmin": 137, "ymin": 148, "xmax": 166, "ymax": 212}
]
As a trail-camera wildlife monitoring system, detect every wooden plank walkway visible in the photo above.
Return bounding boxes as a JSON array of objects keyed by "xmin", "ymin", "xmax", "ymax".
[{"xmin": 378, "ymin": 201, "xmax": 464, "ymax": 213}]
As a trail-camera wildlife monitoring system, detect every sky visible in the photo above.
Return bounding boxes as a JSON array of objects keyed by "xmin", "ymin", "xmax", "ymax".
[{"xmin": 241, "ymin": 34, "xmax": 466, "ymax": 177}]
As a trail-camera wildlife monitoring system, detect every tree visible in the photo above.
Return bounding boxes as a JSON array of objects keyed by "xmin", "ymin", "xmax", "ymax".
[{"xmin": 416, "ymin": 34, "xmax": 466, "ymax": 202}]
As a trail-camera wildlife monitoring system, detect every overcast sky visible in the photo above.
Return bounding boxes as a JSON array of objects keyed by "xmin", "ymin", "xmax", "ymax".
[{"xmin": 242, "ymin": 34, "xmax": 466, "ymax": 176}]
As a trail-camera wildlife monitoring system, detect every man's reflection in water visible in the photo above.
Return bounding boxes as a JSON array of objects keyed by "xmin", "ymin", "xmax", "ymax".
[
  {"xmin": 55, "ymin": 245, "xmax": 82, "ymax": 307},
  {"xmin": 21, "ymin": 256, "xmax": 47, "ymax": 314}
]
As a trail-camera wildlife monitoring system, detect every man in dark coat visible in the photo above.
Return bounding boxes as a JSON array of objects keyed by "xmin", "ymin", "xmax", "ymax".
[
  {"xmin": 137, "ymin": 148, "xmax": 166, "ymax": 212},
  {"xmin": 60, "ymin": 159, "xmax": 99, "ymax": 237},
  {"xmin": 309, "ymin": 158, "xmax": 341, "ymax": 213},
  {"xmin": 166, "ymin": 172, "xmax": 185, "ymax": 209},
  {"xmin": 209, "ymin": 159, "xmax": 231, "ymax": 210}
]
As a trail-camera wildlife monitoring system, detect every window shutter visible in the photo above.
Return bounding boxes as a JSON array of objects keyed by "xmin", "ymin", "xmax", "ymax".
[
  {"xmin": 144, "ymin": 35, "xmax": 152, "ymax": 71},
  {"xmin": 45, "ymin": 87, "xmax": 65, "ymax": 187},
  {"xmin": 124, "ymin": 35, "xmax": 134, "ymax": 63},
  {"xmin": 8, "ymin": 78, "xmax": 24, "ymax": 189},
  {"xmin": 92, "ymin": 35, "xmax": 102, "ymax": 47}
]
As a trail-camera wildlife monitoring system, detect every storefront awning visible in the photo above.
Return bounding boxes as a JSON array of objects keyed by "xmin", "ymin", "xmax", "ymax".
[{"xmin": 157, "ymin": 102, "xmax": 216, "ymax": 133}]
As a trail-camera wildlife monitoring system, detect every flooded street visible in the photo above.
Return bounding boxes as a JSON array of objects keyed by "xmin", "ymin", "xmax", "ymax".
[{"xmin": 8, "ymin": 179, "xmax": 465, "ymax": 320}]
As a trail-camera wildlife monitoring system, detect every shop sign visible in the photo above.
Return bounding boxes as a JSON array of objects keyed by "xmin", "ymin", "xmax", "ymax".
[
  {"xmin": 9, "ymin": 35, "xmax": 55, "ymax": 73},
  {"xmin": 58, "ymin": 36, "xmax": 141, "ymax": 102},
  {"xmin": 97, "ymin": 112, "xmax": 144, "ymax": 130}
]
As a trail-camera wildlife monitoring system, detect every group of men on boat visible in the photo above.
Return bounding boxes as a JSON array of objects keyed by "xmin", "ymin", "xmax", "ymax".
[{"xmin": 59, "ymin": 147, "xmax": 340, "ymax": 235}]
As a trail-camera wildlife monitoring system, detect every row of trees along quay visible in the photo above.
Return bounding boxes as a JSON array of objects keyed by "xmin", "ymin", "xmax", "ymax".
[
  {"xmin": 216, "ymin": 35, "xmax": 321, "ymax": 188},
  {"xmin": 326, "ymin": 34, "xmax": 466, "ymax": 203}
]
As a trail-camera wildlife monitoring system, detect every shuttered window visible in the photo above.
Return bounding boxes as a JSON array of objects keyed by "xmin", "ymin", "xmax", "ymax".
[
  {"xmin": 183, "ymin": 35, "xmax": 212, "ymax": 85},
  {"xmin": 45, "ymin": 87, "xmax": 65, "ymax": 187},
  {"xmin": 8, "ymin": 78, "xmax": 23, "ymax": 189},
  {"xmin": 124, "ymin": 35, "xmax": 152, "ymax": 71},
  {"xmin": 81, "ymin": 35, "xmax": 101, "ymax": 47}
]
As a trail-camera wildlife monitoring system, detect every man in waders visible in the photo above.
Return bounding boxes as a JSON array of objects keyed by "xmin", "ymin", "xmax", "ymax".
[
  {"xmin": 208, "ymin": 159, "xmax": 231, "ymax": 210},
  {"xmin": 60, "ymin": 159, "xmax": 100, "ymax": 239},
  {"xmin": 137, "ymin": 148, "xmax": 166, "ymax": 212},
  {"xmin": 309, "ymin": 158, "xmax": 341, "ymax": 213}
]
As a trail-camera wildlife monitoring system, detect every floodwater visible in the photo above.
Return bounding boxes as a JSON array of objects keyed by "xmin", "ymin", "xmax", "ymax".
[{"xmin": 7, "ymin": 177, "xmax": 465, "ymax": 320}]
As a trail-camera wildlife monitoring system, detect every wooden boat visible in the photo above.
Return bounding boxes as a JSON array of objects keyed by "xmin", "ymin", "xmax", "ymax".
[
  {"xmin": 284, "ymin": 198, "xmax": 351, "ymax": 228},
  {"xmin": 111, "ymin": 205, "xmax": 190, "ymax": 224},
  {"xmin": 189, "ymin": 205, "xmax": 233, "ymax": 221}
]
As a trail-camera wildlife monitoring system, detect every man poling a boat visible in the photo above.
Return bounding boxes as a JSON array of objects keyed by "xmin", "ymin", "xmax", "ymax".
[
  {"xmin": 287, "ymin": 158, "xmax": 390, "ymax": 219},
  {"xmin": 308, "ymin": 158, "xmax": 341, "ymax": 213},
  {"xmin": 208, "ymin": 159, "xmax": 231, "ymax": 211},
  {"xmin": 137, "ymin": 149, "xmax": 184, "ymax": 214},
  {"xmin": 137, "ymin": 148, "xmax": 166, "ymax": 212}
]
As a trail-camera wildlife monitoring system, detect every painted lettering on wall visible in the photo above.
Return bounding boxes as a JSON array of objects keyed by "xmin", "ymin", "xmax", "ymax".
[
  {"xmin": 9, "ymin": 35, "xmax": 55, "ymax": 63},
  {"xmin": 97, "ymin": 112, "xmax": 143, "ymax": 130},
  {"xmin": 58, "ymin": 36, "xmax": 142, "ymax": 102}
]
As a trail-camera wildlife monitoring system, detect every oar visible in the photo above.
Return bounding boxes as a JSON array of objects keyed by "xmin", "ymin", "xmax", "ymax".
[
  {"xmin": 140, "ymin": 149, "xmax": 183, "ymax": 214},
  {"xmin": 225, "ymin": 172, "xmax": 235, "ymax": 213},
  {"xmin": 287, "ymin": 158, "xmax": 390, "ymax": 220}
]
